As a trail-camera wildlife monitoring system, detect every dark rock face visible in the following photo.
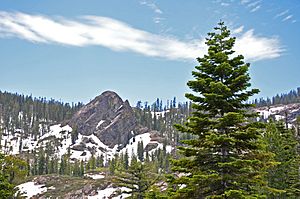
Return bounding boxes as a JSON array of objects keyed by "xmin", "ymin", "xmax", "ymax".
[{"xmin": 69, "ymin": 91, "xmax": 139, "ymax": 148}]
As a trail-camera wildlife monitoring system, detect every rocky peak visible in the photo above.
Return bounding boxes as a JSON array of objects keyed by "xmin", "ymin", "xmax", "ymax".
[{"xmin": 69, "ymin": 91, "xmax": 138, "ymax": 148}]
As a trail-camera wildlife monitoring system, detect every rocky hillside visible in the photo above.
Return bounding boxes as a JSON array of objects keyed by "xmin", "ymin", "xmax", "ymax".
[
  {"xmin": 69, "ymin": 91, "xmax": 147, "ymax": 148},
  {"xmin": 0, "ymin": 91, "xmax": 169, "ymax": 162},
  {"xmin": 255, "ymin": 102, "xmax": 300, "ymax": 126}
]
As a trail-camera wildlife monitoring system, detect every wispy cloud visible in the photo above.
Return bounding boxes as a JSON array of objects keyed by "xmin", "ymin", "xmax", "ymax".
[
  {"xmin": 282, "ymin": 14, "xmax": 293, "ymax": 22},
  {"xmin": 232, "ymin": 25, "xmax": 244, "ymax": 34},
  {"xmin": 153, "ymin": 17, "xmax": 164, "ymax": 24},
  {"xmin": 0, "ymin": 12, "xmax": 284, "ymax": 62},
  {"xmin": 247, "ymin": 0, "xmax": 260, "ymax": 8},
  {"xmin": 140, "ymin": 0, "xmax": 165, "ymax": 26},
  {"xmin": 240, "ymin": 0, "xmax": 251, "ymax": 5},
  {"xmin": 140, "ymin": 0, "xmax": 162, "ymax": 14},
  {"xmin": 240, "ymin": 0, "xmax": 261, "ymax": 12},
  {"xmin": 250, "ymin": 5, "xmax": 261, "ymax": 12},
  {"xmin": 221, "ymin": 2, "xmax": 230, "ymax": 7},
  {"xmin": 275, "ymin": 9, "xmax": 289, "ymax": 18},
  {"xmin": 274, "ymin": 9, "xmax": 296, "ymax": 23}
]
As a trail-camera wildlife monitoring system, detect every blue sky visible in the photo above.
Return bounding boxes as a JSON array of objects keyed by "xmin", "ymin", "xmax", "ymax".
[{"xmin": 0, "ymin": 0, "xmax": 299, "ymax": 105}]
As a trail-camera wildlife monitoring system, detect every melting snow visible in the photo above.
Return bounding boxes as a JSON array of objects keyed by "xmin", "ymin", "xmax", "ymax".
[
  {"xmin": 70, "ymin": 133, "xmax": 111, "ymax": 162},
  {"xmin": 88, "ymin": 186, "xmax": 130, "ymax": 199},
  {"xmin": 256, "ymin": 105, "xmax": 288, "ymax": 120},
  {"xmin": 2, "ymin": 122, "xmax": 172, "ymax": 165},
  {"xmin": 118, "ymin": 133, "xmax": 172, "ymax": 162},
  {"xmin": 85, "ymin": 173, "xmax": 105, "ymax": 180},
  {"xmin": 16, "ymin": 182, "xmax": 47, "ymax": 198},
  {"xmin": 119, "ymin": 133, "xmax": 151, "ymax": 159},
  {"xmin": 151, "ymin": 110, "xmax": 170, "ymax": 118},
  {"xmin": 96, "ymin": 120, "xmax": 105, "ymax": 129}
]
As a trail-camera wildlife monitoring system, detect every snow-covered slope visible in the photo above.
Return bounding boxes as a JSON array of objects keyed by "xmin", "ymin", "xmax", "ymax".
[
  {"xmin": 16, "ymin": 181, "xmax": 49, "ymax": 198},
  {"xmin": 88, "ymin": 186, "xmax": 131, "ymax": 199},
  {"xmin": 0, "ymin": 91, "xmax": 173, "ymax": 162},
  {"xmin": 255, "ymin": 103, "xmax": 300, "ymax": 125},
  {"xmin": 0, "ymin": 122, "xmax": 171, "ymax": 163},
  {"xmin": 17, "ymin": 180, "xmax": 130, "ymax": 199},
  {"xmin": 1, "ymin": 124, "xmax": 73, "ymax": 157}
]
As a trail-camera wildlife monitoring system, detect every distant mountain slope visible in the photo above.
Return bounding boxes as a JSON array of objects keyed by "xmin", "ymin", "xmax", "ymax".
[
  {"xmin": 0, "ymin": 91, "xmax": 169, "ymax": 163},
  {"xmin": 255, "ymin": 102, "xmax": 300, "ymax": 126},
  {"xmin": 69, "ymin": 91, "xmax": 143, "ymax": 148}
]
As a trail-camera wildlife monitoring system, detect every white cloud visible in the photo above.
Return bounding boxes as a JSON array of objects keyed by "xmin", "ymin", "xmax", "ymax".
[
  {"xmin": 274, "ymin": 9, "xmax": 296, "ymax": 23},
  {"xmin": 239, "ymin": 0, "xmax": 262, "ymax": 12},
  {"xmin": 234, "ymin": 29, "xmax": 284, "ymax": 61},
  {"xmin": 250, "ymin": 5, "xmax": 261, "ymax": 12},
  {"xmin": 282, "ymin": 15, "xmax": 293, "ymax": 22},
  {"xmin": 153, "ymin": 17, "xmax": 164, "ymax": 24},
  {"xmin": 140, "ymin": 0, "xmax": 162, "ymax": 14},
  {"xmin": 275, "ymin": 9, "xmax": 289, "ymax": 18},
  {"xmin": 232, "ymin": 25, "xmax": 244, "ymax": 34},
  {"xmin": 0, "ymin": 12, "xmax": 283, "ymax": 62},
  {"xmin": 240, "ymin": 0, "xmax": 251, "ymax": 5},
  {"xmin": 247, "ymin": 0, "xmax": 261, "ymax": 8},
  {"xmin": 221, "ymin": 2, "xmax": 230, "ymax": 7}
]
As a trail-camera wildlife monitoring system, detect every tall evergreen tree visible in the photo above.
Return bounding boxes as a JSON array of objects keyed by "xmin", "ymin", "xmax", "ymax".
[
  {"xmin": 124, "ymin": 150, "xmax": 129, "ymax": 170},
  {"xmin": 114, "ymin": 156, "xmax": 158, "ymax": 199},
  {"xmin": 96, "ymin": 154, "xmax": 104, "ymax": 168},
  {"xmin": 0, "ymin": 153, "xmax": 27, "ymax": 197},
  {"xmin": 265, "ymin": 121, "xmax": 300, "ymax": 198},
  {"xmin": 0, "ymin": 153, "xmax": 15, "ymax": 198},
  {"xmin": 80, "ymin": 160, "xmax": 84, "ymax": 177},
  {"xmin": 138, "ymin": 141, "xmax": 145, "ymax": 162},
  {"xmin": 59, "ymin": 155, "xmax": 66, "ymax": 175},
  {"xmin": 168, "ymin": 21, "xmax": 275, "ymax": 198},
  {"xmin": 89, "ymin": 154, "xmax": 96, "ymax": 170},
  {"xmin": 72, "ymin": 160, "xmax": 80, "ymax": 177},
  {"xmin": 38, "ymin": 149, "xmax": 45, "ymax": 175}
]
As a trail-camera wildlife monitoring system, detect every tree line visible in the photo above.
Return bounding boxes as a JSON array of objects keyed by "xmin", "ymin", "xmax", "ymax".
[{"xmin": 254, "ymin": 87, "xmax": 300, "ymax": 107}]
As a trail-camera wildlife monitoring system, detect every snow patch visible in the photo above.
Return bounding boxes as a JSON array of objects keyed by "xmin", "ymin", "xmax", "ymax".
[
  {"xmin": 96, "ymin": 120, "xmax": 105, "ymax": 129},
  {"xmin": 16, "ymin": 182, "xmax": 47, "ymax": 198},
  {"xmin": 151, "ymin": 110, "xmax": 170, "ymax": 118},
  {"xmin": 85, "ymin": 173, "xmax": 105, "ymax": 180},
  {"xmin": 118, "ymin": 133, "xmax": 173, "ymax": 162},
  {"xmin": 118, "ymin": 133, "xmax": 151, "ymax": 159},
  {"xmin": 88, "ymin": 186, "xmax": 130, "ymax": 199}
]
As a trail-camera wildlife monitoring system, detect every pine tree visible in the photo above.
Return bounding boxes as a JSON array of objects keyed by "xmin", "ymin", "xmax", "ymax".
[
  {"xmin": 38, "ymin": 149, "xmax": 45, "ymax": 175},
  {"xmin": 109, "ymin": 158, "xmax": 116, "ymax": 175},
  {"xmin": 80, "ymin": 160, "xmax": 84, "ymax": 176},
  {"xmin": 265, "ymin": 121, "xmax": 300, "ymax": 197},
  {"xmin": 73, "ymin": 160, "xmax": 80, "ymax": 177},
  {"xmin": 96, "ymin": 154, "xmax": 104, "ymax": 168},
  {"xmin": 89, "ymin": 154, "xmax": 96, "ymax": 170},
  {"xmin": 124, "ymin": 150, "xmax": 129, "ymax": 170},
  {"xmin": 168, "ymin": 21, "xmax": 275, "ymax": 198},
  {"xmin": 138, "ymin": 141, "xmax": 145, "ymax": 162},
  {"xmin": 0, "ymin": 160, "xmax": 15, "ymax": 198},
  {"xmin": 3, "ymin": 156, "xmax": 27, "ymax": 185},
  {"xmin": 114, "ymin": 156, "xmax": 158, "ymax": 199},
  {"xmin": 49, "ymin": 158, "xmax": 55, "ymax": 174},
  {"xmin": 25, "ymin": 157, "xmax": 30, "ymax": 177},
  {"xmin": 59, "ymin": 155, "xmax": 66, "ymax": 175},
  {"xmin": 71, "ymin": 126, "xmax": 78, "ymax": 144},
  {"xmin": 0, "ymin": 176, "xmax": 15, "ymax": 198}
]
